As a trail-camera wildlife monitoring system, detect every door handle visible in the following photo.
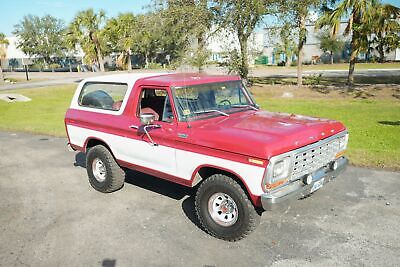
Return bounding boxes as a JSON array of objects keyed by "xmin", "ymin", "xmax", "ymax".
[{"xmin": 129, "ymin": 125, "xmax": 139, "ymax": 129}]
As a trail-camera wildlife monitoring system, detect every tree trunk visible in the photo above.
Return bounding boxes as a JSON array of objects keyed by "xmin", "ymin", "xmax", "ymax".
[
  {"xmin": 238, "ymin": 36, "xmax": 249, "ymax": 80},
  {"xmin": 297, "ymin": 14, "xmax": 306, "ymax": 87},
  {"xmin": 43, "ymin": 58, "xmax": 48, "ymax": 71},
  {"xmin": 330, "ymin": 51, "xmax": 334, "ymax": 64},
  {"xmin": 197, "ymin": 34, "xmax": 205, "ymax": 73},
  {"xmin": 91, "ymin": 32, "xmax": 105, "ymax": 72},
  {"xmin": 285, "ymin": 53, "xmax": 291, "ymax": 67},
  {"xmin": 378, "ymin": 41, "xmax": 385, "ymax": 63},
  {"xmin": 0, "ymin": 65, "xmax": 4, "ymax": 83},
  {"xmin": 96, "ymin": 46, "xmax": 105, "ymax": 72},
  {"xmin": 348, "ymin": 37, "xmax": 357, "ymax": 86},
  {"xmin": 127, "ymin": 49, "xmax": 132, "ymax": 72},
  {"xmin": 145, "ymin": 53, "xmax": 149, "ymax": 69}
]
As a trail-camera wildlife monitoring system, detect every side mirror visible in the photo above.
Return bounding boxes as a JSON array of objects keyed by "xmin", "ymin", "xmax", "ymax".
[
  {"xmin": 140, "ymin": 113, "xmax": 155, "ymax": 126},
  {"xmin": 139, "ymin": 113, "xmax": 161, "ymax": 146}
]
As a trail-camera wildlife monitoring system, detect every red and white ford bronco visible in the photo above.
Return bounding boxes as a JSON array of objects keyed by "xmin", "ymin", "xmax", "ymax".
[{"xmin": 65, "ymin": 73, "xmax": 348, "ymax": 241}]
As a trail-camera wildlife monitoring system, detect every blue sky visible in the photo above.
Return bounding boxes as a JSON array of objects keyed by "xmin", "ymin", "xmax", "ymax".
[
  {"xmin": 1, "ymin": 0, "xmax": 400, "ymax": 36},
  {"xmin": 0, "ymin": 0, "xmax": 152, "ymax": 35}
]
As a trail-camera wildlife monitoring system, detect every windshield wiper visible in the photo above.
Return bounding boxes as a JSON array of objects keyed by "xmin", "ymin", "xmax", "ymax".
[
  {"xmin": 231, "ymin": 104, "xmax": 259, "ymax": 111},
  {"xmin": 193, "ymin": 109, "xmax": 230, "ymax": 117}
]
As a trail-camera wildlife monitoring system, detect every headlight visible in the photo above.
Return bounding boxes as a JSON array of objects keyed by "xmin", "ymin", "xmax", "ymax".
[
  {"xmin": 338, "ymin": 133, "xmax": 349, "ymax": 151},
  {"xmin": 264, "ymin": 156, "xmax": 292, "ymax": 191},
  {"xmin": 272, "ymin": 157, "xmax": 291, "ymax": 183}
]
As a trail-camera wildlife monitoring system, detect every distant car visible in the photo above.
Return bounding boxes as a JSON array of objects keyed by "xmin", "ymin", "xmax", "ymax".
[{"xmin": 65, "ymin": 73, "xmax": 349, "ymax": 241}]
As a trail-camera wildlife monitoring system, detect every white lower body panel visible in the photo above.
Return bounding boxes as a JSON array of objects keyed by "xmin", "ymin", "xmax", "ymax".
[{"xmin": 66, "ymin": 125, "xmax": 265, "ymax": 196}]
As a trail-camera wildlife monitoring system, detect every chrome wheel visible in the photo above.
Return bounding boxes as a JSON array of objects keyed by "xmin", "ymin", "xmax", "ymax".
[
  {"xmin": 207, "ymin": 193, "xmax": 238, "ymax": 227},
  {"xmin": 92, "ymin": 158, "xmax": 107, "ymax": 182}
]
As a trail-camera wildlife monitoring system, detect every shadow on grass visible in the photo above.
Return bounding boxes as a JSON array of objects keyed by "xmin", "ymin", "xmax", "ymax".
[
  {"xmin": 378, "ymin": 120, "xmax": 400, "ymax": 126},
  {"xmin": 74, "ymin": 152, "xmax": 204, "ymax": 232}
]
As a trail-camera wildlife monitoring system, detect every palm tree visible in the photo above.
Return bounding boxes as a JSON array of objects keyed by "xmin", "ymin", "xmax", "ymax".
[
  {"xmin": 369, "ymin": 3, "xmax": 400, "ymax": 62},
  {"xmin": 0, "ymin": 33, "xmax": 9, "ymax": 83},
  {"xmin": 67, "ymin": 9, "xmax": 106, "ymax": 72},
  {"xmin": 316, "ymin": 0, "xmax": 376, "ymax": 85},
  {"xmin": 103, "ymin": 13, "xmax": 137, "ymax": 71}
]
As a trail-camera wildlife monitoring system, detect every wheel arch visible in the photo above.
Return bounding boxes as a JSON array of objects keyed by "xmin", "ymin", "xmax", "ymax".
[
  {"xmin": 84, "ymin": 137, "xmax": 113, "ymax": 155},
  {"xmin": 191, "ymin": 165, "xmax": 260, "ymax": 207}
]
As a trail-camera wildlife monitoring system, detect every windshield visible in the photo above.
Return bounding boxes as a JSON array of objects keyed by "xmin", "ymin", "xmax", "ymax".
[{"xmin": 173, "ymin": 81, "xmax": 257, "ymax": 121}]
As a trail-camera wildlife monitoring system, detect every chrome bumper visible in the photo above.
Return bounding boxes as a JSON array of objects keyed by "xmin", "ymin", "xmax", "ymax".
[{"xmin": 261, "ymin": 157, "xmax": 348, "ymax": 210}]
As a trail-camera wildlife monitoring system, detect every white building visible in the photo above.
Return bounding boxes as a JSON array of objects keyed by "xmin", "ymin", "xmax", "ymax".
[
  {"xmin": 0, "ymin": 36, "xmax": 85, "ymax": 70},
  {"xmin": 262, "ymin": 22, "xmax": 400, "ymax": 64},
  {"xmin": 5, "ymin": 37, "xmax": 30, "ymax": 60},
  {"xmin": 206, "ymin": 28, "xmax": 264, "ymax": 65}
]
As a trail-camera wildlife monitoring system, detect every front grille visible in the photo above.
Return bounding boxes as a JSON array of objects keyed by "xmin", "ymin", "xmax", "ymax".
[{"xmin": 291, "ymin": 138, "xmax": 340, "ymax": 180}]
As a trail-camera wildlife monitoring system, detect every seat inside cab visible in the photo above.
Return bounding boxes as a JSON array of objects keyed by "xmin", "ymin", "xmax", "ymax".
[{"xmin": 139, "ymin": 88, "xmax": 173, "ymax": 122}]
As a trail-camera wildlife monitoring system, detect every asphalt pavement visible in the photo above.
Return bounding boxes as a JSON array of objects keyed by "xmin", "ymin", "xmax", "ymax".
[{"xmin": 0, "ymin": 131, "xmax": 399, "ymax": 266}]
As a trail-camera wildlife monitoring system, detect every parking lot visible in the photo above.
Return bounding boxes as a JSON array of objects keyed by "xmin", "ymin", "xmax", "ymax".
[{"xmin": 0, "ymin": 131, "xmax": 399, "ymax": 266}]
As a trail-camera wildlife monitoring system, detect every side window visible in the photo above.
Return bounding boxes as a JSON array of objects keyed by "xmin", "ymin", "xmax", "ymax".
[
  {"xmin": 138, "ymin": 88, "xmax": 174, "ymax": 122},
  {"xmin": 78, "ymin": 82, "xmax": 128, "ymax": 111}
]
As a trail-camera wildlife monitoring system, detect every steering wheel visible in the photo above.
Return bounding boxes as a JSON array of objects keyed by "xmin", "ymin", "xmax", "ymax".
[{"xmin": 218, "ymin": 99, "xmax": 232, "ymax": 107}]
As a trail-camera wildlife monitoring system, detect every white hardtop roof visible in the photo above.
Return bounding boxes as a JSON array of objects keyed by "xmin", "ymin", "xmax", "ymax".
[
  {"xmin": 72, "ymin": 72, "xmax": 171, "ymax": 116},
  {"xmin": 82, "ymin": 72, "xmax": 170, "ymax": 85}
]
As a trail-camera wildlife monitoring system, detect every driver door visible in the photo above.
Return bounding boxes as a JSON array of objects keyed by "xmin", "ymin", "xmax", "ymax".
[{"xmin": 123, "ymin": 87, "xmax": 177, "ymax": 175}]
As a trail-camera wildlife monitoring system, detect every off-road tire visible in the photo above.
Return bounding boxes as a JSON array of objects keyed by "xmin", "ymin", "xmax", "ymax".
[
  {"xmin": 195, "ymin": 174, "xmax": 261, "ymax": 241},
  {"xmin": 86, "ymin": 145, "xmax": 125, "ymax": 193}
]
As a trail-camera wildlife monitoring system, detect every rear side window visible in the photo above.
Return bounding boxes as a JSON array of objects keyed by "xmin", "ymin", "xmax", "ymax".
[{"xmin": 78, "ymin": 82, "xmax": 128, "ymax": 111}]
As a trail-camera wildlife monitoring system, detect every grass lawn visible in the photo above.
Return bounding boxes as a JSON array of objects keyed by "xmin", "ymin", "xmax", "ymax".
[
  {"xmin": 304, "ymin": 62, "xmax": 400, "ymax": 70},
  {"xmin": 258, "ymin": 98, "xmax": 399, "ymax": 170},
  {"xmin": 0, "ymin": 84, "xmax": 75, "ymax": 136},
  {"xmin": 254, "ymin": 62, "xmax": 400, "ymax": 71},
  {"xmin": 250, "ymin": 75, "xmax": 400, "ymax": 87},
  {"xmin": 0, "ymin": 84, "xmax": 399, "ymax": 170},
  {"xmin": 253, "ymin": 86, "xmax": 400, "ymax": 170}
]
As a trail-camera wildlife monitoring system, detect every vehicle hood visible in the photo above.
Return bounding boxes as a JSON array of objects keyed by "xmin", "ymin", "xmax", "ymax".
[{"xmin": 188, "ymin": 110, "xmax": 346, "ymax": 159}]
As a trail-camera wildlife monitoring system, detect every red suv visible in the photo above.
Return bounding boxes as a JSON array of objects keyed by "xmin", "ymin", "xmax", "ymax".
[{"xmin": 65, "ymin": 73, "xmax": 349, "ymax": 241}]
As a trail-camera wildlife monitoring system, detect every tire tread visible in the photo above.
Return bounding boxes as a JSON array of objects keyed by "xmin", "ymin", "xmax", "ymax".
[
  {"xmin": 195, "ymin": 174, "xmax": 260, "ymax": 241},
  {"xmin": 87, "ymin": 145, "xmax": 125, "ymax": 193}
]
